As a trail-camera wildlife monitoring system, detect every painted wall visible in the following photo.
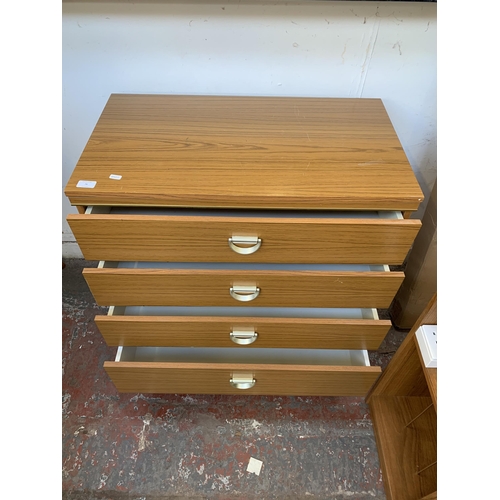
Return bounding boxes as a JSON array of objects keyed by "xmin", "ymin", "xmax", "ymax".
[{"xmin": 62, "ymin": 1, "xmax": 436, "ymax": 258}]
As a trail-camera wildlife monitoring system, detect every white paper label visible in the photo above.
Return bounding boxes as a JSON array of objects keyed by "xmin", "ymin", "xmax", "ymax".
[
  {"xmin": 109, "ymin": 174, "xmax": 122, "ymax": 180},
  {"xmin": 247, "ymin": 457, "xmax": 263, "ymax": 476},
  {"xmin": 76, "ymin": 180, "xmax": 96, "ymax": 188}
]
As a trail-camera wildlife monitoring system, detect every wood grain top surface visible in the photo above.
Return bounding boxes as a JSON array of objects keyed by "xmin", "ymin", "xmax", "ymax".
[{"xmin": 65, "ymin": 94, "xmax": 424, "ymax": 210}]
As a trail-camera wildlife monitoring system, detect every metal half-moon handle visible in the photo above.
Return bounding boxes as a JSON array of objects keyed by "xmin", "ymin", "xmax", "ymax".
[
  {"xmin": 230, "ymin": 285, "xmax": 260, "ymax": 302},
  {"xmin": 230, "ymin": 329, "xmax": 258, "ymax": 345},
  {"xmin": 230, "ymin": 374, "xmax": 256, "ymax": 390},
  {"xmin": 228, "ymin": 236, "xmax": 262, "ymax": 255}
]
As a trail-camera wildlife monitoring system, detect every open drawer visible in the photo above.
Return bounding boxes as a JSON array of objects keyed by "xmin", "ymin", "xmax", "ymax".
[
  {"xmin": 104, "ymin": 346, "xmax": 382, "ymax": 396},
  {"xmin": 67, "ymin": 206, "xmax": 421, "ymax": 265},
  {"xmin": 83, "ymin": 262, "xmax": 404, "ymax": 309},
  {"xmin": 97, "ymin": 306, "xmax": 390, "ymax": 350}
]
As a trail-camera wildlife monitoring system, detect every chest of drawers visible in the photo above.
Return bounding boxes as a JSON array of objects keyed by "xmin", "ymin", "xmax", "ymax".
[{"xmin": 64, "ymin": 94, "xmax": 423, "ymax": 397}]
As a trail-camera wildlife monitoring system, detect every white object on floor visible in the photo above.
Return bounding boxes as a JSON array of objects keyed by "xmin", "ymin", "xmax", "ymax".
[{"xmin": 247, "ymin": 457, "xmax": 263, "ymax": 476}]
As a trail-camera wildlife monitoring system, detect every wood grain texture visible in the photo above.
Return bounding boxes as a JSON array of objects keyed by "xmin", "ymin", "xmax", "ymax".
[
  {"xmin": 95, "ymin": 315, "xmax": 391, "ymax": 349},
  {"xmin": 366, "ymin": 334, "xmax": 430, "ymax": 400},
  {"xmin": 366, "ymin": 294, "xmax": 437, "ymax": 400},
  {"xmin": 420, "ymin": 492, "xmax": 437, "ymax": 500},
  {"xmin": 103, "ymin": 362, "xmax": 381, "ymax": 396},
  {"xmin": 391, "ymin": 182, "xmax": 436, "ymax": 328},
  {"xmin": 421, "ymin": 295, "xmax": 437, "ymax": 325},
  {"xmin": 424, "ymin": 368, "xmax": 437, "ymax": 411},
  {"xmin": 83, "ymin": 268, "xmax": 404, "ymax": 308},
  {"xmin": 64, "ymin": 94, "xmax": 424, "ymax": 210},
  {"xmin": 366, "ymin": 295, "xmax": 437, "ymax": 500},
  {"xmin": 369, "ymin": 396, "xmax": 437, "ymax": 500},
  {"xmin": 67, "ymin": 213, "xmax": 421, "ymax": 265}
]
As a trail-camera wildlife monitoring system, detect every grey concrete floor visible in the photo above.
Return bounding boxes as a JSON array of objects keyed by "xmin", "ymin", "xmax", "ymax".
[{"xmin": 62, "ymin": 259, "xmax": 410, "ymax": 500}]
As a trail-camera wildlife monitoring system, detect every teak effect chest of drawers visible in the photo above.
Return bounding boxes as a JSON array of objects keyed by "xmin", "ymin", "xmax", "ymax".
[{"xmin": 65, "ymin": 94, "xmax": 423, "ymax": 397}]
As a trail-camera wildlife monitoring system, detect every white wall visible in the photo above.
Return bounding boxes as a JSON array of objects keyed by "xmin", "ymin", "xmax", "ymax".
[{"xmin": 62, "ymin": 1, "xmax": 436, "ymax": 258}]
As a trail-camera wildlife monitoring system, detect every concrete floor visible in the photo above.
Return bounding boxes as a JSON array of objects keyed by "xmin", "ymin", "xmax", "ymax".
[{"xmin": 62, "ymin": 259, "xmax": 409, "ymax": 500}]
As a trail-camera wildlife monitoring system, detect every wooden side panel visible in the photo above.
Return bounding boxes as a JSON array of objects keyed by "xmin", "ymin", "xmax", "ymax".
[
  {"xmin": 369, "ymin": 396, "xmax": 437, "ymax": 500},
  {"xmin": 67, "ymin": 214, "xmax": 421, "ymax": 265},
  {"xmin": 83, "ymin": 269, "xmax": 404, "ymax": 308},
  {"xmin": 421, "ymin": 296, "xmax": 437, "ymax": 325},
  {"xmin": 95, "ymin": 315, "xmax": 391, "ymax": 350},
  {"xmin": 391, "ymin": 181, "xmax": 436, "ymax": 328},
  {"xmin": 366, "ymin": 295, "xmax": 437, "ymax": 500},
  {"xmin": 420, "ymin": 492, "xmax": 437, "ymax": 500},
  {"xmin": 424, "ymin": 368, "xmax": 437, "ymax": 412},
  {"xmin": 103, "ymin": 362, "xmax": 381, "ymax": 396},
  {"xmin": 367, "ymin": 335, "xmax": 430, "ymax": 400},
  {"xmin": 366, "ymin": 294, "xmax": 436, "ymax": 401}
]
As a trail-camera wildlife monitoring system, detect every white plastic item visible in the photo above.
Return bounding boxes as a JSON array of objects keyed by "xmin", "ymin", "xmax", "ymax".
[{"xmin": 415, "ymin": 325, "xmax": 437, "ymax": 368}]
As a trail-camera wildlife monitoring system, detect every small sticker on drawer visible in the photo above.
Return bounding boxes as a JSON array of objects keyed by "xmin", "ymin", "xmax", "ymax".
[
  {"xmin": 76, "ymin": 180, "xmax": 97, "ymax": 188},
  {"xmin": 109, "ymin": 174, "xmax": 122, "ymax": 180}
]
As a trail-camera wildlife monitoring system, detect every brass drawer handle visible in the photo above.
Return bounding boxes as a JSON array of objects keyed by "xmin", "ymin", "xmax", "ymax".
[
  {"xmin": 228, "ymin": 236, "xmax": 262, "ymax": 255},
  {"xmin": 230, "ymin": 285, "xmax": 260, "ymax": 302},
  {"xmin": 230, "ymin": 374, "xmax": 256, "ymax": 390},
  {"xmin": 230, "ymin": 329, "xmax": 258, "ymax": 345}
]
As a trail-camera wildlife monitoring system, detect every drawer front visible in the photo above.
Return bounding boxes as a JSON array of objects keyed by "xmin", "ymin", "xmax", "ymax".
[
  {"xmin": 83, "ymin": 268, "xmax": 404, "ymax": 308},
  {"xmin": 103, "ymin": 362, "xmax": 381, "ymax": 396},
  {"xmin": 96, "ymin": 315, "xmax": 391, "ymax": 350},
  {"xmin": 67, "ymin": 213, "xmax": 421, "ymax": 265}
]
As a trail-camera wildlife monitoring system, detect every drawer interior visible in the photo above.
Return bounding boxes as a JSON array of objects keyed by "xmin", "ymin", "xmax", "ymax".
[
  {"xmin": 115, "ymin": 346, "xmax": 371, "ymax": 366},
  {"xmin": 87, "ymin": 206, "xmax": 403, "ymax": 220},
  {"xmin": 100, "ymin": 261, "xmax": 390, "ymax": 272},
  {"xmin": 109, "ymin": 305, "xmax": 380, "ymax": 320}
]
